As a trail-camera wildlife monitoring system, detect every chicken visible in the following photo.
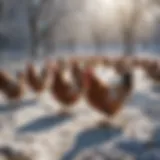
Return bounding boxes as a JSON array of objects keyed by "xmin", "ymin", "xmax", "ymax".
[
  {"xmin": 131, "ymin": 57, "xmax": 152, "ymax": 69},
  {"xmin": 83, "ymin": 66, "xmax": 133, "ymax": 128},
  {"xmin": 0, "ymin": 70, "xmax": 27, "ymax": 128},
  {"xmin": 50, "ymin": 58, "xmax": 85, "ymax": 115},
  {"xmin": 112, "ymin": 56, "xmax": 133, "ymax": 75},
  {"xmin": 102, "ymin": 56, "xmax": 112, "ymax": 67},
  {"xmin": 25, "ymin": 60, "xmax": 53, "ymax": 98},
  {"xmin": 0, "ymin": 70, "xmax": 26, "ymax": 103},
  {"xmin": 145, "ymin": 60, "xmax": 160, "ymax": 84},
  {"xmin": 130, "ymin": 57, "xmax": 140, "ymax": 67},
  {"xmin": 0, "ymin": 70, "xmax": 11, "ymax": 90}
]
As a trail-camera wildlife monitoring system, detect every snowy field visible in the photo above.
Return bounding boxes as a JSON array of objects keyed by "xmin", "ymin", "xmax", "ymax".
[{"xmin": 0, "ymin": 52, "xmax": 160, "ymax": 160}]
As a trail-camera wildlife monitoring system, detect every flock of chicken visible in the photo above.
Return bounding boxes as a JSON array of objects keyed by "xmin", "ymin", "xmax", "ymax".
[{"xmin": 0, "ymin": 55, "xmax": 159, "ymax": 127}]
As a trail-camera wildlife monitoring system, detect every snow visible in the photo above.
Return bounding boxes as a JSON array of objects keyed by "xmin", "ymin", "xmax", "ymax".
[{"xmin": 0, "ymin": 54, "xmax": 159, "ymax": 160}]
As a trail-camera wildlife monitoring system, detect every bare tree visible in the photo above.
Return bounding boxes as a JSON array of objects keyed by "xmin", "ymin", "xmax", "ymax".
[
  {"xmin": 27, "ymin": 0, "xmax": 46, "ymax": 58},
  {"xmin": 120, "ymin": 1, "xmax": 139, "ymax": 56},
  {"xmin": 38, "ymin": 5, "xmax": 72, "ymax": 54},
  {"xmin": 28, "ymin": 0, "xmax": 160, "ymax": 56},
  {"xmin": 120, "ymin": 0, "xmax": 152, "ymax": 56}
]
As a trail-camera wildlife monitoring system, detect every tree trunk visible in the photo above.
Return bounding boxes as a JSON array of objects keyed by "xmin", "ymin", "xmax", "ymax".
[
  {"xmin": 123, "ymin": 27, "xmax": 135, "ymax": 56},
  {"xmin": 29, "ymin": 15, "xmax": 39, "ymax": 59}
]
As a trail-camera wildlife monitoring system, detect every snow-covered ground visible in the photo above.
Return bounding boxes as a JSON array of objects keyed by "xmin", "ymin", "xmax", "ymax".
[{"xmin": 0, "ymin": 53, "xmax": 160, "ymax": 160}]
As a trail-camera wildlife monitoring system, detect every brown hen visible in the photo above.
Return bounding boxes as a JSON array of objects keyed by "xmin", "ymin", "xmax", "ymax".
[
  {"xmin": 145, "ymin": 60, "xmax": 160, "ymax": 83},
  {"xmin": 50, "ymin": 58, "xmax": 85, "ymax": 115},
  {"xmin": 115, "ymin": 59, "xmax": 133, "ymax": 75},
  {"xmin": 25, "ymin": 60, "xmax": 53, "ymax": 98},
  {"xmin": 0, "ymin": 70, "xmax": 26, "ymax": 103},
  {"xmin": 83, "ymin": 66, "xmax": 133, "ymax": 127}
]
